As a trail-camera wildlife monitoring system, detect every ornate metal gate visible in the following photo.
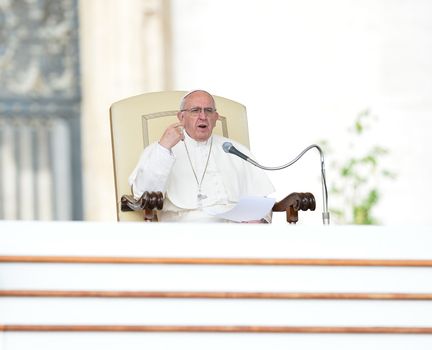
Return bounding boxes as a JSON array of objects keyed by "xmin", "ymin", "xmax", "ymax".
[{"xmin": 0, "ymin": 0, "xmax": 82, "ymax": 220}]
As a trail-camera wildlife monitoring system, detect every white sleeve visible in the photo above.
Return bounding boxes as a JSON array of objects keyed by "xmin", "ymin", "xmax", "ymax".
[
  {"xmin": 128, "ymin": 143, "xmax": 175, "ymax": 198},
  {"xmin": 236, "ymin": 142, "xmax": 275, "ymax": 197}
]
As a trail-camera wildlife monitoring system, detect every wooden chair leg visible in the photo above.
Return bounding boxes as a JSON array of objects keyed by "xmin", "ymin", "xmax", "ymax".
[
  {"xmin": 143, "ymin": 209, "xmax": 155, "ymax": 222},
  {"xmin": 287, "ymin": 206, "xmax": 299, "ymax": 224}
]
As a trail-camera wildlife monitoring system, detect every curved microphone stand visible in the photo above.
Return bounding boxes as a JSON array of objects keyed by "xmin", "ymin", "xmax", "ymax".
[{"xmin": 223, "ymin": 143, "xmax": 330, "ymax": 225}]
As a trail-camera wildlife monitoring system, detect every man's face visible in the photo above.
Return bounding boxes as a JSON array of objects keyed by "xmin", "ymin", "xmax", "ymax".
[{"xmin": 178, "ymin": 91, "xmax": 219, "ymax": 142}]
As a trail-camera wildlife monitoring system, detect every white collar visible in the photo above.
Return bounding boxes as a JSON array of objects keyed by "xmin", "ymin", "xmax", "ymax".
[{"xmin": 183, "ymin": 131, "xmax": 212, "ymax": 148}]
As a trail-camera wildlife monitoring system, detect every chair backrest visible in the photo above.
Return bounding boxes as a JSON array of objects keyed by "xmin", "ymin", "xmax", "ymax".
[{"xmin": 110, "ymin": 91, "xmax": 250, "ymax": 221}]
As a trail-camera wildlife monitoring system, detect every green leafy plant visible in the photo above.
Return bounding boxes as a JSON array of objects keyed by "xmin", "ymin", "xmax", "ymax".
[{"xmin": 322, "ymin": 110, "xmax": 396, "ymax": 225}]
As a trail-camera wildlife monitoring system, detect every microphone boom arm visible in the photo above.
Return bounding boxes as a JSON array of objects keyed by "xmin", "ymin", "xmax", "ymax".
[{"xmin": 240, "ymin": 144, "xmax": 330, "ymax": 225}]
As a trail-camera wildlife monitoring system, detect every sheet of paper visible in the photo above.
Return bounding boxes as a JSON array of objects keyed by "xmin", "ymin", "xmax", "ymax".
[{"xmin": 205, "ymin": 196, "xmax": 276, "ymax": 222}]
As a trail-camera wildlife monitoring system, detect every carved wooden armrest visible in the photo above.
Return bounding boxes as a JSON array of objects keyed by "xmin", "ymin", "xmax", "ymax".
[
  {"xmin": 121, "ymin": 191, "xmax": 164, "ymax": 221},
  {"xmin": 272, "ymin": 192, "xmax": 316, "ymax": 224},
  {"xmin": 120, "ymin": 191, "xmax": 315, "ymax": 224}
]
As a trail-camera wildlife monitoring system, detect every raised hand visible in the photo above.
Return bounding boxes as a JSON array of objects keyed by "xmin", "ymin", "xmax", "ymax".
[{"xmin": 159, "ymin": 122, "xmax": 185, "ymax": 150}]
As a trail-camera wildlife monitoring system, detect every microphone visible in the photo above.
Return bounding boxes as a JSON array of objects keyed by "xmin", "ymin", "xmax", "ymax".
[
  {"xmin": 222, "ymin": 142, "xmax": 250, "ymax": 161},
  {"xmin": 222, "ymin": 142, "xmax": 330, "ymax": 225}
]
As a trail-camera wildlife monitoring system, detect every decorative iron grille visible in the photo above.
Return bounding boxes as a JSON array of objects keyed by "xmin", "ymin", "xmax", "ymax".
[{"xmin": 0, "ymin": 0, "xmax": 82, "ymax": 220}]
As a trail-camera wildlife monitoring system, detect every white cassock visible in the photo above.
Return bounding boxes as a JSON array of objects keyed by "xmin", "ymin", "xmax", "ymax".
[{"xmin": 129, "ymin": 132, "xmax": 275, "ymax": 222}]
